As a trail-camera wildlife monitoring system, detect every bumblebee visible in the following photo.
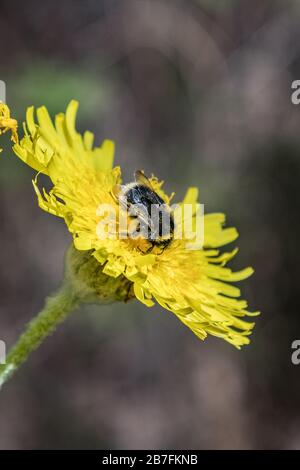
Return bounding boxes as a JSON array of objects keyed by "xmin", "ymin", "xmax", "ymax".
[{"xmin": 113, "ymin": 170, "xmax": 174, "ymax": 247}]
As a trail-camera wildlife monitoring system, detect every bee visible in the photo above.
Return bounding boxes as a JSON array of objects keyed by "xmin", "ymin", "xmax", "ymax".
[{"xmin": 113, "ymin": 170, "xmax": 174, "ymax": 247}]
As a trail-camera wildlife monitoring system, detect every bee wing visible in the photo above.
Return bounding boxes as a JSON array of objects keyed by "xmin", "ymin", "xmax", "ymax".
[
  {"xmin": 128, "ymin": 202, "xmax": 153, "ymax": 227},
  {"xmin": 134, "ymin": 170, "xmax": 154, "ymax": 189},
  {"xmin": 135, "ymin": 170, "xmax": 167, "ymax": 206}
]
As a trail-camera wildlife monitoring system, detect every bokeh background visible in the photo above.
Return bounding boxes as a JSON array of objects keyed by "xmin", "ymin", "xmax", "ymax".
[{"xmin": 0, "ymin": 0, "xmax": 300, "ymax": 450}]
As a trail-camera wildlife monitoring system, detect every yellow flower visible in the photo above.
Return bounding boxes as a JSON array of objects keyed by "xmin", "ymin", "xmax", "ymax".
[
  {"xmin": 2, "ymin": 100, "xmax": 259, "ymax": 348},
  {"xmin": 0, "ymin": 103, "xmax": 18, "ymax": 150}
]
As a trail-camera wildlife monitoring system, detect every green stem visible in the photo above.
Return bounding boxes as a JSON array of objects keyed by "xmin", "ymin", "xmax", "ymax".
[{"xmin": 0, "ymin": 282, "xmax": 79, "ymax": 389}]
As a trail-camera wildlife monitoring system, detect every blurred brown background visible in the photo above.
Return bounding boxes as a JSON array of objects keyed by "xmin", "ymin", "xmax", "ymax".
[{"xmin": 0, "ymin": 0, "xmax": 300, "ymax": 449}]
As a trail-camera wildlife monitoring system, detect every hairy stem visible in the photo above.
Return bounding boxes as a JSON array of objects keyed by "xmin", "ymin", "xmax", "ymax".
[{"xmin": 0, "ymin": 283, "xmax": 79, "ymax": 389}]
